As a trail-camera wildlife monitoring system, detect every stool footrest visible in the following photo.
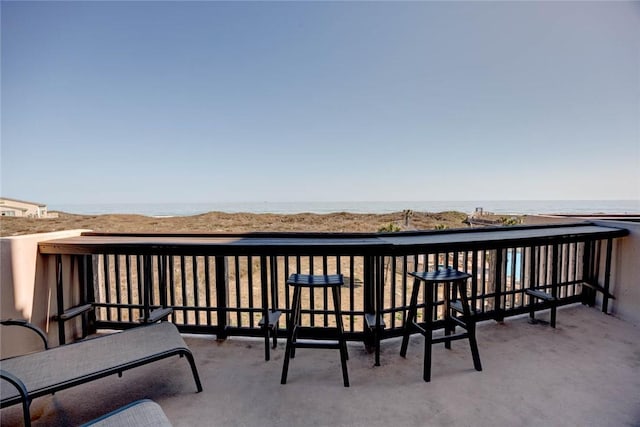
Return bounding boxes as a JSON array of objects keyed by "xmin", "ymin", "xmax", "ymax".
[
  {"xmin": 525, "ymin": 289, "xmax": 556, "ymax": 301},
  {"xmin": 411, "ymin": 321, "xmax": 470, "ymax": 341},
  {"xmin": 432, "ymin": 332, "xmax": 470, "ymax": 345},
  {"xmin": 365, "ymin": 313, "xmax": 386, "ymax": 329},
  {"xmin": 410, "ymin": 321, "xmax": 428, "ymax": 335},
  {"xmin": 293, "ymin": 339, "xmax": 342, "ymax": 349},
  {"xmin": 141, "ymin": 307, "xmax": 173, "ymax": 323},
  {"xmin": 56, "ymin": 303, "xmax": 93, "ymax": 321},
  {"xmin": 581, "ymin": 281, "xmax": 615, "ymax": 300},
  {"xmin": 450, "ymin": 300, "xmax": 478, "ymax": 315},
  {"xmin": 259, "ymin": 310, "xmax": 282, "ymax": 328},
  {"xmin": 450, "ymin": 316, "xmax": 468, "ymax": 329}
]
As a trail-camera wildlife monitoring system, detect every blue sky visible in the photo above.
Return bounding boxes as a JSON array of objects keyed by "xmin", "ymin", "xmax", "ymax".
[{"xmin": 1, "ymin": 1, "xmax": 639, "ymax": 204}]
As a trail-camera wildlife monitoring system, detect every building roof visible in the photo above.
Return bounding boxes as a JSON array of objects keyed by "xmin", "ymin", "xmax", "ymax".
[{"xmin": 0, "ymin": 197, "xmax": 47, "ymax": 207}]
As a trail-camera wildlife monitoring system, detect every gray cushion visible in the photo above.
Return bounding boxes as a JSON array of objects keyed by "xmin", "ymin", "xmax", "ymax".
[{"xmin": 81, "ymin": 399, "xmax": 172, "ymax": 427}]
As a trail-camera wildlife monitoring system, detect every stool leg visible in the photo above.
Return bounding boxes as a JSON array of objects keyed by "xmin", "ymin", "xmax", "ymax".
[
  {"xmin": 281, "ymin": 286, "xmax": 301, "ymax": 385},
  {"xmin": 332, "ymin": 286, "xmax": 350, "ymax": 387},
  {"xmin": 272, "ymin": 317, "xmax": 278, "ymax": 349},
  {"xmin": 423, "ymin": 282, "xmax": 434, "ymax": 382},
  {"xmin": 457, "ymin": 282, "xmax": 482, "ymax": 372},
  {"xmin": 529, "ymin": 292, "xmax": 537, "ymax": 323},
  {"xmin": 444, "ymin": 281, "xmax": 452, "ymax": 350},
  {"xmin": 291, "ymin": 288, "xmax": 302, "ymax": 359},
  {"xmin": 400, "ymin": 277, "xmax": 421, "ymax": 358},
  {"xmin": 264, "ymin": 315, "xmax": 271, "ymax": 361},
  {"xmin": 332, "ymin": 287, "xmax": 348, "ymax": 361},
  {"xmin": 550, "ymin": 281, "xmax": 557, "ymax": 328},
  {"xmin": 374, "ymin": 330, "xmax": 380, "ymax": 366}
]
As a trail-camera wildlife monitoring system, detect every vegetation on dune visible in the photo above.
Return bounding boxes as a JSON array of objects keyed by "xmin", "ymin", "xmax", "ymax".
[{"xmin": 0, "ymin": 210, "xmax": 478, "ymax": 237}]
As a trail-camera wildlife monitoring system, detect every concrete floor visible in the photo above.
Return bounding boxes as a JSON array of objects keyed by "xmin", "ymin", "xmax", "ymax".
[{"xmin": 2, "ymin": 305, "xmax": 640, "ymax": 427}]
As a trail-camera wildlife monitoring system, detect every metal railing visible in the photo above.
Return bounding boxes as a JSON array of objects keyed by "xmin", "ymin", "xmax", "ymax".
[{"xmin": 49, "ymin": 225, "xmax": 622, "ymax": 343}]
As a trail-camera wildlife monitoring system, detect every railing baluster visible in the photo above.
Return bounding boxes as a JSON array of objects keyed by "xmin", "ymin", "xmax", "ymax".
[
  {"xmin": 389, "ymin": 253, "xmax": 397, "ymax": 330},
  {"xmin": 270, "ymin": 256, "xmax": 279, "ymax": 316},
  {"xmin": 135, "ymin": 255, "xmax": 143, "ymax": 322},
  {"xmin": 602, "ymin": 238, "xmax": 613, "ymax": 313},
  {"xmin": 349, "ymin": 255, "xmax": 355, "ymax": 332},
  {"xmin": 205, "ymin": 256, "xmax": 212, "ymax": 326},
  {"xmin": 234, "ymin": 256, "xmax": 241, "ymax": 326},
  {"xmin": 168, "ymin": 255, "xmax": 176, "ymax": 310},
  {"xmin": 215, "ymin": 256, "xmax": 228, "ymax": 339},
  {"xmin": 471, "ymin": 250, "xmax": 478, "ymax": 313},
  {"xmin": 480, "ymin": 250, "xmax": 487, "ymax": 313},
  {"xmin": 247, "ymin": 256, "xmax": 255, "ymax": 327},
  {"xmin": 323, "ymin": 256, "xmax": 329, "ymax": 326},
  {"xmin": 192, "ymin": 256, "xmax": 199, "ymax": 325},
  {"xmin": 309, "ymin": 256, "xmax": 315, "ymax": 327},
  {"xmin": 494, "ymin": 249, "xmax": 504, "ymax": 321},
  {"xmin": 178, "ymin": 256, "xmax": 186, "ymax": 324},
  {"xmin": 570, "ymin": 242, "xmax": 578, "ymax": 295},
  {"xmin": 103, "ymin": 255, "xmax": 111, "ymax": 321},
  {"xmin": 125, "ymin": 256, "xmax": 133, "ymax": 322},
  {"xmin": 113, "ymin": 255, "xmax": 121, "ymax": 322},
  {"xmin": 283, "ymin": 256, "xmax": 291, "ymax": 325},
  {"xmin": 260, "ymin": 254, "xmax": 269, "ymax": 356}
]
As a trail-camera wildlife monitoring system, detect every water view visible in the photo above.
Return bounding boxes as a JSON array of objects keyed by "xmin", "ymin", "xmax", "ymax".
[{"xmin": 51, "ymin": 200, "xmax": 639, "ymax": 217}]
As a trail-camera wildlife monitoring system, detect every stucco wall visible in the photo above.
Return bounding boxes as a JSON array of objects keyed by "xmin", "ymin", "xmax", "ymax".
[
  {"xmin": 1, "ymin": 230, "xmax": 90, "ymax": 357},
  {"xmin": 594, "ymin": 220, "xmax": 640, "ymax": 326}
]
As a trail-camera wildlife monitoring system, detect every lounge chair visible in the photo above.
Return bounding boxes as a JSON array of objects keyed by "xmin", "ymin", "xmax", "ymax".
[
  {"xmin": 80, "ymin": 399, "xmax": 172, "ymax": 427},
  {"xmin": 0, "ymin": 320, "xmax": 202, "ymax": 427}
]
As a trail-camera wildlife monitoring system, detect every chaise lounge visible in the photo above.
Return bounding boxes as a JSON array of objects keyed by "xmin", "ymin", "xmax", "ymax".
[
  {"xmin": 0, "ymin": 320, "xmax": 202, "ymax": 427},
  {"xmin": 80, "ymin": 399, "xmax": 173, "ymax": 427}
]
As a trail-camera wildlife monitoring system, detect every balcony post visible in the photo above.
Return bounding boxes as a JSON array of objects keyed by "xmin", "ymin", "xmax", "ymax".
[
  {"xmin": 493, "ymin": 249, "xmax": 504, "ymax": 322},
  {"xmin": 260, "ymin": 255, "xmax": 269, "ymax": 360},
  {"xmin": 550, "ymin": 243, "xmax": 559, "ymax": 327},
  {"xmin": 363, "ymin": 254, "xmax": 375, "ymax": 349},
  {"xmin": 55, "ymin": 254, "xmax": 65, "ymax": 345},
  {"xmin": 84, "ymin": 255, "xmax": 97, "ymax": 336},
  {"xmin": 215, "ymin": 256, "xmax": 228, "ymax": 339},
  {"xmin": 602, "ymin": 238, "xmax": 613, "ymax": 313}
]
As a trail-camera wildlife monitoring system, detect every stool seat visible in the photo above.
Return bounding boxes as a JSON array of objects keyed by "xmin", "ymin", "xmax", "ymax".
[
  {"xmin": 410, "ymin": 269, "xmax": 471, "ymax": 282},
  {"xmin": 400, "ymin": 268, "xmax": 482, "ymax": 382},
  {"xmin": 287, "ymin": 274, "xmax": 344, "ymax": 287},
  {"xmin": 281, "ymin": 273, "xmax": 349, "ymax": 387}
]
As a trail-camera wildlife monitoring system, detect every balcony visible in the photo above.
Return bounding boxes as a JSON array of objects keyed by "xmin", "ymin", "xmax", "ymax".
[{"xmin": 1, "ymin": 219, "xmax": 639, "ymax": 426}]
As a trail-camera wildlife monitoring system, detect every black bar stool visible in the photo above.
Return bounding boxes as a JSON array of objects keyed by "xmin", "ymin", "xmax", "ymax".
[
  {"xmin": 400, "ymin": 268, "xmax": 482, "ymax": 382},
  {"xmin": 280, "ymin": 273, "xmax": 349, "ymax": 387}
]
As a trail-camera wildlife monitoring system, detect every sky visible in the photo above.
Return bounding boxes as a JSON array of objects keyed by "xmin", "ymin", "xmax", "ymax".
[{"xmin": 1, "ymin": 0, "xmax": 639, "ymax": 204}]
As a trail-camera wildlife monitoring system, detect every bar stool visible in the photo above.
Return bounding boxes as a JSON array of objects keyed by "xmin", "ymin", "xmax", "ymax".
[
  {"xmin": 280, "ymin": 274, "xmax": 349, "ymax": 387},
  {"xmin": 400, "ymin": 268, "xmax": 482, "ymax": 382}
]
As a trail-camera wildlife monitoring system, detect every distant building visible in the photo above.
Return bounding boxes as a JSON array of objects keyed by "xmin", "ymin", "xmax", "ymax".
[
  {"xmin": 465, "ymin": 207, "xmax": 515, "ymax": 227},
  {"xmin": 0, "ymin": 197, "xmax": 53, "ymax": 218}
]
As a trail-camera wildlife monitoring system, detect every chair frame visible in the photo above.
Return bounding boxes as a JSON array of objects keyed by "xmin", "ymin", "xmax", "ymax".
[{"xmin": 1, "ymin": 320, "xmax": 202, "ymax": 427}]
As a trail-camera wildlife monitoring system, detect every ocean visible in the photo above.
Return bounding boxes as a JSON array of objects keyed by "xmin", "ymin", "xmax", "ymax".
[{"xmin": 50, "ymin": 200, "xmax": 640, "ymax": 217}]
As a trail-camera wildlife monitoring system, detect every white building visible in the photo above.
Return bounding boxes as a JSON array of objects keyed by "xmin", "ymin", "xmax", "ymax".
[{"xmin": 0, "ymin": 197, "xmax": 51, "ymax": 218}]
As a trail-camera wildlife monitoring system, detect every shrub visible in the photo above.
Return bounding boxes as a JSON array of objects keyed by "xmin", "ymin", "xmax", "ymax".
[{"xmin": 378, "ymin": 223, "xmax": 401, "ymax": 232}]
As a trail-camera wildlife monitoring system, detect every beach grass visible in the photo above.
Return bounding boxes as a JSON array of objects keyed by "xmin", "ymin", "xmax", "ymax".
[{"xmin": 0, "ymin": 210, "xmax": 472, "ymax": 236}]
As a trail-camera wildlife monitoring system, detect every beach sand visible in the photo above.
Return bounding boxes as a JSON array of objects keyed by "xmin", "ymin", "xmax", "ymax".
[{"xmin": 0, "ymin": 210, "xmax": 474, "ymax": 237}]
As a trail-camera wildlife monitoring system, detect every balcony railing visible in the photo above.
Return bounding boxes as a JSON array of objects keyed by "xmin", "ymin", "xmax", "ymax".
[{"xmin": 37, "ymin": 223, "xmax": 628, "ymax": 347}]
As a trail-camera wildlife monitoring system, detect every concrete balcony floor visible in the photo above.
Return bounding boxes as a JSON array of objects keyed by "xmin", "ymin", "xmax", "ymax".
[{"xmin": 2, "ymin": 305, "xmax": 639, "ymax": 427}]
